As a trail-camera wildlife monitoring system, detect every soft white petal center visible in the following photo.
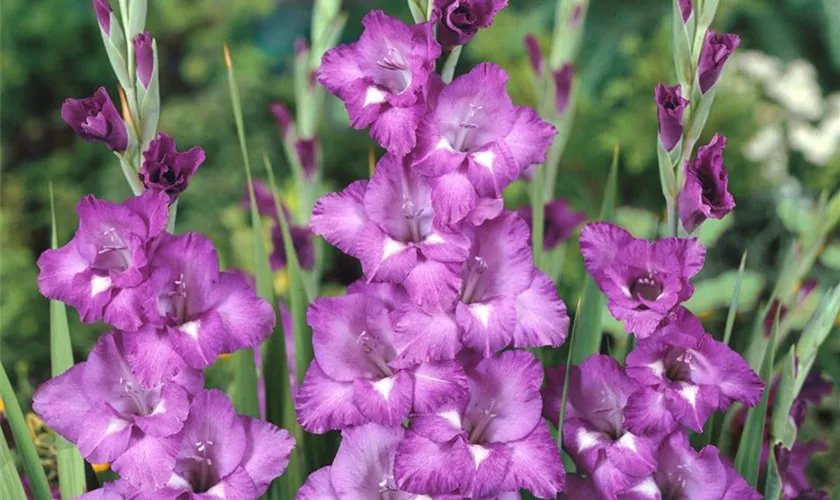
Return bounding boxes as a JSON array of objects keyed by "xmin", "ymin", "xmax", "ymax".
[
  {"xmin": 373, "ymin": 377, "xmax": 395, "ymax": 400},
  {"xmin": 363, "ymin": 86, "xmax": 388, "ymax": 107},
  {"xmin": 90, "ymin": 275, "xmax": 113, "ymax": 297}
]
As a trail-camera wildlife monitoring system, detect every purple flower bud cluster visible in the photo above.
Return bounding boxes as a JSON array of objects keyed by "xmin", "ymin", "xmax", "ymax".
[
  {"xmin": 303, "ymin": 9, "xmax": 569, "ymax": 498},
  {"xmin": 39, "ymin": 29, "xmax": 294, "ymax": 492}
]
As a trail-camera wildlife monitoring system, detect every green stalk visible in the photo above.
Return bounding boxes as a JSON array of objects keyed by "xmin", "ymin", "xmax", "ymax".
[
  {"xmin": 0, "ymin": 428, "xmax": 27, "ymax": 500},
  {"xmin": 555, "ymin": 299, "xmax": 581, "ymax": 450}
]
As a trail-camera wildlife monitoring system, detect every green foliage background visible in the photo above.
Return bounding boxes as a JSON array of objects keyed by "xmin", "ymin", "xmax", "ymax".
[{"xmin": 2, "ymin": 0, "xmax": 839, "ymax": 491}]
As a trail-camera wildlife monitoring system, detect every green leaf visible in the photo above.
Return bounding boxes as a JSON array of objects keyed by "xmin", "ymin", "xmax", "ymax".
[
  {"xmin": 571, "ymin": 145, "xmax": 618, "ymax": 364},
  {"xmin": 0, "ymin": 427, "xmax": 27, "ymax": 500},
  {"xmin": 770, "ymin": 347, "xmax": 797, "ymax": 449},
  {"xmin": 48, "ymin": 185, "xmax": 87, "ymax": 499},
  {"xmin": 820, "ymin": 242, "xmax": 840, "ymax": 271},
  {"xmin": 441, "ymin": 46, "xmax": 463, "ymax": 84},
  {"xmin": 722, "ymin": 251, "xmax": 748, "ymax": 346},
  {"xmin": 697, "ymin": 213, "xmax": 733, "ymax": 247},
  {"xmin": 764, "ymin": 448, "xmax": 783, "ymax": 500},
  {"xmin": 100, "ymin": 13, "xmax": 130, "ymax": 91},
  {"xmin": 734, "ymin": 311, "xmax": 778, "ymax": 488},
  {"xmin": 224, "ymin": 44, "xmax": 263, "ymax": 420},
  {"xmin": 0, "ymin": 364, "xmax": 51, "ymax": 500},
  {"xmin": 794, "ymin": 285, "xmax": 840, "ymax": 396},
  {"xmin": 127, "ymin": 0, "xmax": 147, "ymax": 41},
  {"xmin": 684, "ymin": 269, "xmax": 763, "ymax": 315},
  {"xmin": 556, "ymin": 299, "xmax": 581, "ymax": 449}
]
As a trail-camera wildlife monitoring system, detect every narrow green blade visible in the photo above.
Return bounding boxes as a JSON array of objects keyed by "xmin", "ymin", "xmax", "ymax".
[
  {"xmin": 722, "ymin": 251, "xmax": 748, "ymax": 346},
  {"xmin": 556, "ymin": 300, "xmax": 581, "ymax": 449},
  {"xmin": 224, "ymin": 45, "xmax": 262, "ymax": 420},
  {"xmin": 0, "ymin": 426, "xmax": 27, "ymax": 500},
  {"xmin": 0, "ymin": 364, "xmax": 51, "ymax": 500},
  {"xmin": 571, "ymin": 145, "xmax": 619, "ymax": 364},
  {"xmin": 763, "ymin": 448, "xmax": 783, "ymax": 500},
  {"xmin": 733, "ymin": 310, "xmax": 778, "ymax": 487},
  {"xmin": 794, "ymin": 285, "xmax": 840, "ymax": 396},
  {"xmin": 770, "ymin": 347, "xmax": 797, "ymax": 449},
  {"xmin": 48, "ymin": 184, "xmax": 87, "ymax": 499}
]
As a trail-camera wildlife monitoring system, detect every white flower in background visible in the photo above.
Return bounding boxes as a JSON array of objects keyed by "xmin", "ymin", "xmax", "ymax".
[
  {"xmin": 745, "ymin": 125, "xmax": 785, "ymax": 161},
  {"xmin": 766, "ymin": 60, "xmax": 824, "ymax": 121},
  {"xmin": 737, "ymin": 50, "xmax": 782, "ymax": 82},
  {"xmin": 788, "ymin": 120, "xmax": 839, "ymax": 165}
]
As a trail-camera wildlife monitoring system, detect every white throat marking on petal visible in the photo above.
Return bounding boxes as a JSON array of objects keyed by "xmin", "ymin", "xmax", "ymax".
[
  {"xmin": 631, "ymin": 477, "xmax": 660, "ymax": 498},
  {"xmin": 647, "ymin": 361, "xmax": 665, "ymax": 378},
  {"xmin": 435, "ymin": 138, "xmax": 454, "ymax": 151},
  {"xmin": 470, "ymin": 303, "xmax": 492, "ymax": 328},
  {"xmin": 90, "ymin": 275, "xmax": 113, "ymax": 297},
  {"xmin": 438, "ymin": 409, "xmax": 462, "ymax": 429},
  {"xmin": 180, "ymin": 320, "xmax": 201, "ymax": 340},
  {"xmin": 681, "ymin": 384, "xmax": 699, "ymax": 408},
  {"xmin": 617, "ymin": 433, "xmax": 638, "ymax": 452},
  {"xmin": 382, "ymin": 238, "xmax": 406, "ymax": 260},
  {"xmin": 424, "ymin": 233, "xmax": 445, "ymax": 245},
  {"xmin": 104, "ymin": 418, "xmax": 130, "ymax": 436},
  {"xmin": 472, "ymin": 150, "xmax": 495, "ymax": 173},
  {"xmin": 150, "ymin": 400, "xmax": 167, "ymax": 416},
  {"xmin": 363, "ymin": 86, "xmax": 388, "ymax": 107},
  {"xmin": 469, "ymin": 444, "xmax": 490, "ymax": 469},
  {"xmin": 373, "ymin": 377, "xmax": 395, "ymax": 400},
  {"xmin": 577, "ymin": 428, "xmax": 601, "ymax": 452}
]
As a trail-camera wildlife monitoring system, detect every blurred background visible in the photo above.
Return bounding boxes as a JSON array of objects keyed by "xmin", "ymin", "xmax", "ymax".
[{"xmin": 2, "ymin": 0, "xmax": 839, "ymax": 491}]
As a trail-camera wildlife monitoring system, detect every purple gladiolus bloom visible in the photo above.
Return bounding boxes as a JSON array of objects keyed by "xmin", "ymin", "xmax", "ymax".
[
  {"xmin": 678, "ymin": 0, "xmax": 692, "ymax": 22},
  {"xmin": 317, "ymin": 11, "xmax": 440, "ymax": 156},
  {"xmin": 37, "ymin": 190, "xmax": 169, "ymax": 327},
  {"xmin": 61, "ymin": 87, "xmax": 129, "ymax": 152},
  {"xmin": 134, "ymin": 33, "xmax": 154, "ymax": 88},
  {"xmin": 553, "ymin": 63, "xmax": 574, "ymax": 115},
  {"xmin": 620, "ymin": 432, "xmax": 760, "ymax": 500},
  {"xmin": 123, "ymin": 232, "xmax": 275, "ymax": 384},
  {"xmin": 434, "ymin": 0, "xmax": 509, "ymax": 47},
  {"xmin": 270, "ymin": 102, "xmax": 294, "ymax": 139},
  {"xmin": 697, "ymin": 31, "xmax": 741, "ymax": 94},
  {"xmin": 295, "ymin": 283, "xmax": 469, "ymax": 433},
  {"xmin": 140, "ymin": 132, "xmax": 205, "ymax": 201},
  {"xmin": 518, "ymin": 200, "xmax": 587, "ymax": 250},
  {"xmin": 524, "ymin": 34, "xmax": 542, "ymax": 76},
  {"xmin": 149, "ymin": 390, "xmax": 295, "ymax": 499},
  {"xmin": 579, "ymin": 222, "xmax": 706, "ymax": 338},
  {"xmin": 33, "ymin": 332, "xmax": 203, "ymax": 489},
  {"xmin": 93, "ymin": 0, "xmax": 112, "ymax": 35},
  {"xmin": 655, "ymin": 83, "xmax": 688, "ymax": 152},
  {"xmin": 543, "ymin": 355, "xmax": 659, "ymax": 499},
  {"xmin": 412, "ymin": 63, "xmax": 556, "ymax": 226},
  {"xmin": 310, "ymin": 153, "xmax": 471, "ymax": 305},
  {"xmin": 778, "ymin": 441, "xmax": 829, "ymax": 500},
  {"xmin": 394, "ymin": 350, "xmax": 565, "ymax": 499},
  {"xmin": 271, "ymin": 223, "xmax": 315, "ymax": 271},
  {"xmin": 624, "ymin": 307, "xmax": 764, "ymax": 433},
  {"xmin": 679, "ymin": 134, "xmax": 735, "ymax": 233},
  {"xmin": 295, "ymin": 138, "xmax": 319, "ymax": 179}
]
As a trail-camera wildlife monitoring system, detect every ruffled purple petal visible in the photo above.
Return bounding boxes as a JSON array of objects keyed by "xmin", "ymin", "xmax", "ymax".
[{"xmin": 295, "ymin": 362, "xmax": 366, "ymax": 433}]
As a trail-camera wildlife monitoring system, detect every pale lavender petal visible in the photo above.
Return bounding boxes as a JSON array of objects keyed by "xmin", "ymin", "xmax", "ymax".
[
  {"xmin": 457, "ymin": 298, "xmax": 516, "ymax": 357},
  {"xmin": 331, "ymin": 424, "xmax": 404, "ymax": 499},
  {"xmin": 499, "ymin": 420, "xmax": 564, "ymax": 499},
  {"xmin": 295, "ymin": 362, "xmax": 365, "ymax": 433},
  {"xmin": 310, "ymin": 180, "xmax": 369, "ymax": 257},
  {"xmin": 410, "ymin": 361, "xmax": 469, "ymax": 413},
  {"xmin": 352, "ymin": 371, "xmax": 413, "ymax": 427},
  {"xmin": 76, "ymin": 404, "xmax": 132, "ymax": 463},
  {"xmin": 394, "ymin": 434, "xmax": 472, "ymax": 495},
  {"xmin": 32, "ymin": 363, "xmax": 91, "ymax": 443},
  {"xmin": 296, "ymin": 467, "xmax": 338, "ymax": 500},
  {"xmin": 512, "ymin": 271, "xmax": 569, "ymax": 348},
  {"xmin": 214, "ymin": 270, "xmax": 276, "ymax": 353},
  {"xmin": 391, "ymin": 305, "xmax": 462, "ymax": 368},
  {"xmin": 241, "ymin": 417, "xmax": 295, "ymax": 496},
  {"xmin": 179, "ymin": 390, "xmax": 247, "ymax": 480},
  {"xmin": 111, "ymin": 435, "xmax": 179, "ymax": 489}
]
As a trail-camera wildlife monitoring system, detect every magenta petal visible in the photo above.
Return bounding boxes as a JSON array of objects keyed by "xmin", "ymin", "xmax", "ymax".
[
  {"xmin": 457, "ymin": 298, "xmax": 516, "ymax": 357},
  {"xmin": 394, "ymin": 434, "xmax": 472, "ymax": 495},
  {"xmin": 721, "ymin": 463, "xmax": 761, "ymax": 500},
  {"xmin": 103, "ymin": 281, "xmax": 155, "ymax": 332},
  {"xmin": 196, "ymin": 466, "xmax": 256, "ymax": 500},
  {"xmin": 500, "ymin": 420, "xmax": 565, "ymax": 499},
  {"xmin": 513, "ymin": 271, "xmax": 569, "ymax": 348},
  {"xmin": 331, "ymin": 424, "xmax": 405, "ymax": 499},
  {"xmin": 369, "ymin": 103, "xmax": 425, "ymax": 156},
  {"xmin": 403, "ymin": 259, "xmax": 462, "ymax": 310},
  {"xmin": 410, "ymin": 406, "xmax": 467, "ymax": 443},
  {"xmin": 297, "ymin": 467, "xmax": 338, "ymax": 500},
  {"xmin": 310, "ymin": 180, "xmax": 369, "ymax": 257},
  {"xmin": 356, "ymin": 225, "xmax": 418, "ymax": 282},
  {"xmin": 111, "ymin": 435, "xmax": 179, "ymax": 489},
  {"xmin": 214, "ymin": 270, "xmax": 276, "ymax": 353},
  {"xmin": 76, "ymin": 404, "xmax": 132, "ymax": 463},
  {"xmin": 391, "ymin": 305, "xmax": 462, "ymax": 368},
  {"xmin": 295, "ymin": 362, "xmax": 365, "ymax": 433},
  {"xmin": 352, "ymin": 372, "xmax": 413, "ymax": 427},
  {"xmin": 32, "ymin": 364, "xmax": 90, "ymax": 443},
  {"xmin": 410, "ymin": 361, "xmax": 469, "ymax": 413},
  {"xmin": 307, "ymin": 294, "xmax": 379, "ymax": 382},
  {"xmin": 166, "ymin": 311, "xmax": 226, "ymax": 370},
  {"xmin": 466, "ymin": 443, "xmax": 512, "ymax": 499},
  {"xmin": 624, "ymin": 387, "xmax": 678, "ymax": 437},
  {"xmin": 133, "ymin": 383, "xmax": 190, "ymax": 437},
  {"xmin": 240, "ymin": 417, "xmax": 295, "ymax": 496},
  {"xmin": 36, "ymin": 241, "xmax": 89, "ymax": 308},
  {"xmin": 503, "ymin": 107, "xmax": 557, "ymax": 172},
  {"xmin": 579, "ymin": 222, "xmax": 634, "ymax": 276},
  {"xmin": 430, "ymin": 171, "xmax": 477, "ymax": 227},
  {"xmin": 667, "ymin": 383, "xmax": 719, "ymax": 432},
  {"xmin": 180, "ymin": 390, "xmax": 247, "ymax": 480},
  {"xmin": 605, "ymin": 433, "xmax": 657, "ymax": 478},
  {"xmin": 122, "ymin": 328, "xmax": 188, "ymax": 387},
  {"xmin": 465, "ymin": 143, "xmax": 518, "ymax": 198}
]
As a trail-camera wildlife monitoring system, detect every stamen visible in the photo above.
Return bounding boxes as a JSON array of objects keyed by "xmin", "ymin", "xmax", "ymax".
[
  {"xmin": 452, "ymin": 104, "xmax": 484, "ymax": 151},
  {"xmin": 402, "ymin": 198, "xmax": 424, "ymax": 242},
  {"xmin": 461, "ymin": 256, "xmax": 488, "ymax": 304},
  {"xmin": 356, "ymin": 331, "xmax": 394, "ymax": 377}
]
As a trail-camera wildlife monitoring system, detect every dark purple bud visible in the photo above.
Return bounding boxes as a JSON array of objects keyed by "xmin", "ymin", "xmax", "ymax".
[
  {"xmin": 518, "ymin": 199, "xmax": 587, "ymax": 250},
  {"xmin": 270, "ymin": 102, "xmax": 294, "ymax": 139},
  {"xmin": 295, "ymin": 138, "xmax": 319, "ymax": 179},
  {"xmin": 763, "ymin": 280, "xmax": 818, "ymax": 337},
  {"xmin": 698, "ymin": 31, "xmax": 741, "ymax": 94},
  {"xmin": 678, "ymin": 0, "xmax": 692, "ymax": 23},
  {"xmin": 61, "ymin": 87, "xmax": 128, "ymax": 152},
  {"xmin": 678, "ymin": 134, "xmax": 735, "ymax": 233},
  {"xmin": 92, "ymin": 0, "xmax": 112, "ymax": 35},
  {"xmin": 524, "ymin": 34, "xmax": 543, "ymax": 76},
  {"xmin": 552, "ymin": 63, "xmax": 574, "ymax": 115},
  {"xmin": 134, "ymin": 33, "xmax": 154, "ymax": 88},
  {"xmin": 140, "ymin": 132, "xmax": 205, "ymax": 201},
  {"xmin": 271, "ymin": 224, "xmax": 315, "ymax": 271},
  {"xmin": 655, "ymin": 83, "xmax": 689, "ymax": 152},
  {"xmin": 241, "ymin": 180, "xmax": 279, "ymax": 220},
  {"xmin": 434, "ymin": 0, "xmax": 509, "ymax": 47}
]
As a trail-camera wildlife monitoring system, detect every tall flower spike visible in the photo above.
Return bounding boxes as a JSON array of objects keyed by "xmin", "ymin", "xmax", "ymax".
[
  {"xmin": 543, "ymin": 354, "xmax": 659, "ymax": 499},
  {"xmin": 412, "ymin": 63, "xmax": 557, "ymax": 227},
  {"xmin": 394, "ymin": 350, "xmax": 565, "ymax": 499},
  {"xmin": 61, "ymin": 87, "xmax": 129, "ymax": 152},
  {"xmin": 33, "ymin": 332, "xmax": 203, "ymax": 489},
  {"xmin": 37, "ymin": 190, "xmax": 169, "ymax": 327},
  {"xmin": 579, "ymin": 222, "xmax": 706, "ymax": 338},
  {"xmin": 295, "ymin": 284, "xmax": 469, "ymax": 433},
  {"xmin": 434, "ymin": 0, "xmax": 509, "ymax": 47},
  {"xmin": 317, "ymin": 11, "xmax": 441, "ymax": 156},
  {"xmin": 655, "ymin": 83, "xmax": 689, "ymax": 152},
  {"xmin": 624, "ymin": 307, "xmax": 764, "ymax": 433},
  {"xmin": 678, "ymin": 134, "xmax": 735, "ymax": 233},
  {"xmin": 148, "ymin": 390, "xmax": 295, "ymax": 499},
  {"xmin": 122, "ymin": 232, "xmax": 275, "ymax": 384},
  {"xmin": 140, "ymin": 132, "xmax": 205, "ymax": 201}
]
